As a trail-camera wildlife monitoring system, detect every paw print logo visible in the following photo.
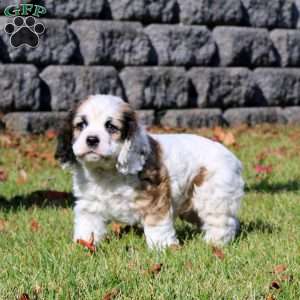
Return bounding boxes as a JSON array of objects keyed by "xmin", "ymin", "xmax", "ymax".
[{"xmin": 4, "ymin": 16, "xmax": 45, "ymax": 48}]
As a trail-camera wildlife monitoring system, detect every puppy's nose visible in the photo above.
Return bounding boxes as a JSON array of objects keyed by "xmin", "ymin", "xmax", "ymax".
[{"xmin": 86, "ymin": 136, "xmax": 100, "ymax": 148}]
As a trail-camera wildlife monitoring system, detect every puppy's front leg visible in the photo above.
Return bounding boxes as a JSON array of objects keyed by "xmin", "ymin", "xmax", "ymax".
[
  {"xmin": 74, "ymin": 204, "xmax": 107, "ymax": 244},
  {"xmin": 143, "ymin": 213, "xmax": 179, "ymax": 250}
]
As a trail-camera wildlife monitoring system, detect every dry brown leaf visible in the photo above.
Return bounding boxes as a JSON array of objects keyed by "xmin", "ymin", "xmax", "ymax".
[
  {"xmin": 0, "ymin": 134, "xmax": 20, "ymax": 148},
  {"xmin": 102, "ymin": 288, "xmax": 119, "ymax": 300},
  {"xmin": 30, "ymin": 219, "xmax": 40, "ymax": 232},
  {"xmin": 213, "ymin": 127, "xmax": 236, "ymax": 146},
  {"xmin": 17, "ymin": 169, "xmax": 28, "ymax": 185},
  {"xmin": 169, "ymin": 244, "xmax": 182, "ymax": 251},
  {"xmin": 77, "ymin": 232, "xmax": 96, "ymax": 253},
  {"xmin": 273, "ymin": 264, "xmax": 287, "ymax": 274},
  {"xmin": 149, "ymin": 263, "xmax": 163, "ymax": 274},
  {"xmin": 0, "ymin": 219, "xmax": 7, "ymax": 232},
  {"xmin": 111, "ymin": 223, "xmax": 122, "ymax": 238},
  {"xmin": 0, "ymin": 169, "xmax": 8, "ymax": 182},
  {"xmin": 144, "ymin": 263, "xmax": 163, "ymax": 275},
  {"xmin": 270, "ymin": 280, "xmax": 281, "ymax": 290},
  {"xmin": 45, "ymin": 130, "xmax": 57, "ymax": 140},
  {"xmin": 212, "ymin": 246, "xmax": 225, "ymax": 260},
  {"xmin": 18, "ymin": 293, "xmax": 30, "ymax": 300},
  {"xmin": 280, "ymin": 274, "xmax": 293, "ymax": 282},
  {"xmin": 265, "ymin": 294, "xmax": 276, "ymax": 300},
  {"xmin": 254, "ymin": 164, "xmax": 273, "ymax": 175},
  {"xmin": 184, "ymin": 261, "xmax": 193, "ymax": 271},
  {"xmin": 223, "ymin": 131, "xmax": 236, "ymax": 146}
]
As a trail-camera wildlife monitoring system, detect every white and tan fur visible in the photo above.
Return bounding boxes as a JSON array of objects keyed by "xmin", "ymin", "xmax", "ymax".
[{"xmin": 55, "ymin": 95, "xmax": 244, "ymax": 249}]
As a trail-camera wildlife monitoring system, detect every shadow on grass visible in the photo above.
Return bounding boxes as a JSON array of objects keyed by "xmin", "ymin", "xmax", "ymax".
[
  {"xmin": 176, "ymin": 218, "xmax": 280, "ymax": 245},
  {"xmin": 246, "ymin": 179, "xmax": 300, "ymax": 194},
  {"xmin": 0, "ymin": 190, "xmax": 73, "ymax": 211},
  {"xmin": 238, "ymin": 219, "xmax": 281, "ymax": 241}
]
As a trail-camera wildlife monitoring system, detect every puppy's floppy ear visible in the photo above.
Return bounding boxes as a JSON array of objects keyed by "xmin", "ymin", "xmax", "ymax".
[
  {"xmin": 116, "ymin": 107, "xmax": 150, "ymax": 175},
  {"xmin": 55, "ymin": 109, "xmax": 77, "ymax": 167}
]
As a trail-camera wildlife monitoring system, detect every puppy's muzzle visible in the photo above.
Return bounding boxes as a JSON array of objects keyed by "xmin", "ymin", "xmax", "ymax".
[{"xmin": 86, "ymin": 136, "xmax": 100, "ymax": 148}]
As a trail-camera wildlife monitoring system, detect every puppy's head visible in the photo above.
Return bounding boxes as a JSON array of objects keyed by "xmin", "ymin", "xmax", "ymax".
[{"xmin": 55, "ymin": 95, "xmax": 150, "ymax": 174}]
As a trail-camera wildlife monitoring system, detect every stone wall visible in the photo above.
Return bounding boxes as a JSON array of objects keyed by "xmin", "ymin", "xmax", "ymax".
[{"xmin": 1, "ymin": 0, "xmax": 300, "ymax": 133}]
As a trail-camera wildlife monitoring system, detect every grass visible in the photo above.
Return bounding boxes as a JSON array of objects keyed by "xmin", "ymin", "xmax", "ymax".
[{"xmin": 0, "ymin": 125, "xmax": 300, "ymax": 300}]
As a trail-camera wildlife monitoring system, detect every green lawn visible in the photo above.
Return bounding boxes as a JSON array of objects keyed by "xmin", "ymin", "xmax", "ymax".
[{"xmin": 0, "ymin": 125, "xmax": 299, "ymax": 300}]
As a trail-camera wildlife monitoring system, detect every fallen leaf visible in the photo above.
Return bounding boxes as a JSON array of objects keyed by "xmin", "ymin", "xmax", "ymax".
[
  {"xmin": 280, "ymin": 274, "xmax": 293, "ymax": 282},
  {"xmin": 77, "ymin": 232, "xmax": 96, "ymax": 253},
  {"xmin": 18, "ymin": 293, "xmax": 30, "ymax": 300},
  {"xmin": 184, "ymin": 261, "xmax": 193, "ymax": 271},
  {"xmin": 127, "ymin": 260, "xmax": 137, "ymax": 270},
  {"xmin": 45, "ymin": 129, "xmax": 57, "ymax": 140},
  {"xmin": 273, "ymin": 264, "xmax": 287, "ymax": 274},
  {"xmin": 0, "ymin": 134, "xmax": 20, "ymax": 148},
  {"xmin": 254, "ymin": 164, "xmax": 273, "ymax": 174},
  {"xmin": 102, "ymin": 288, "xmax": 119, "ymax": 300},
  {"xmin": 0, "ymin": 169, "xmax": 8, "ymax": 182},
  {"xmin": 16, "ymin": 169, "xmax": 28, "ymax": 185},
  {"xmin": 111, "ymin": 223, "xmax": 122, "ymax": 238},
  {"xmin": 30, "ymin": 219, "xmax": 40, "ymax": 232},
  {"xmin": 0, "ymin": 219, "xmax": 7, "ymax": 232},
  {"xmin": 213, "ymin": 127, "xmax": 236, "ymax": 146},
  {"xmin": 270, "ymin": 280, "xmax": 281, "ymax": 290},
  {"xmin": 212, "ymin": 246, "xmax": 225, "ymax": 260},
  {"xmin": 265, "ymin": 294, "xmax": 276, "ymax": 300},
  {"xmin": 33, "ymin": 285, "xmax": 42, "ymax": 295},
  {"xmin": 169, "ymin": 244, "xmax": 182, "ymax": 251},
  {"xmin": 144, "ymin": 263, "xmax": 163, "ymax": 275}
]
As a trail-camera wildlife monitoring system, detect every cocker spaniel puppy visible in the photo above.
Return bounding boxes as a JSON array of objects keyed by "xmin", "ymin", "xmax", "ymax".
[{"xmin": 55, "ymin": 95, "xmax": 244, "ymax": 249}]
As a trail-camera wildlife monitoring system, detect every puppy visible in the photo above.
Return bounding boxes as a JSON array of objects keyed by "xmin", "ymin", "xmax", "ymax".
[{"xmin": 55, "ymin": 95, "xmax": 244, "ymax": 249}]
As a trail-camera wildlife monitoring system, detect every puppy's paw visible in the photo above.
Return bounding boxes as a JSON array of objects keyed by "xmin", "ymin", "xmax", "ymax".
[{"xmin": 147, "ymin": 236, "xmax": 179, "ymax": 250}]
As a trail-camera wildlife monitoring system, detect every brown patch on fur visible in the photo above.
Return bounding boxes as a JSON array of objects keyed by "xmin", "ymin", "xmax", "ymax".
[
  {"xmin": 178, "ymin": 167, "xmax": 207, "ymax": 226},
  {"xmin": 119, "ymin": 104, "xmax": 138, "ymax": 141},
  {"xmin": 135, "ymin": 137, "xmax": 171, "ymax": 226},
  {"xmin": 55, "ymin": 97, "xmax": 90, "ymax": 165}
]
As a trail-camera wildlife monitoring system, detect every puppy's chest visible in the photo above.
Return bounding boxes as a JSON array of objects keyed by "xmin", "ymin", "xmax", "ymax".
[{"xmin": 74, "ymin": 172, "xmax": 141, "ymax": 224}]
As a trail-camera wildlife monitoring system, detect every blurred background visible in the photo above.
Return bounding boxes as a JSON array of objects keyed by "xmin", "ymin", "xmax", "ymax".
[{"xmin": 1, "ymin": 0, "xmax": 300, "ymax": 133}]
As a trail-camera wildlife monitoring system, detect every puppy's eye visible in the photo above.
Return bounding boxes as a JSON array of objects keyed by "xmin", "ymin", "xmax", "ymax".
[
  {"xmin": 74, "ymin": 120, "xmax": 87, "ymax": 131},
  {"xmin": 105, "ymin": 120, "xmax": 119, "ymax": 134}
]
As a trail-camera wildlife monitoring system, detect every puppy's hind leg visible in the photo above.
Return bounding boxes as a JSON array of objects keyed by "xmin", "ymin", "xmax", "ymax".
[{"xmin": 192, "ymin": 171, "xmax": 244, "ymax": 245}]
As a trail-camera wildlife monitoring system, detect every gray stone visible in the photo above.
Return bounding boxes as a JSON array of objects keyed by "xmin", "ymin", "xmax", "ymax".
[
  {"xmin": 282, "ymin": 107, "xmax": 300, "ymax": 124},
  {"xmin": 189, "ymin": 68, "xmax": 264, "ymax": 109},
  {"xmin": 254, "ymin": 68, "xmax": 300, "ymax": 106},
  {"xmin": 271, "ymin": 30, "xmax": 300, "ymax": 67},
  {"xmin": 241, "ymin": 0, "xmax": 297, "ymax": 29},
  {"xmin": 40, "ymin": 66, "xmax": 125, "ymax": 111},
  {"xmin": 0, "ymin": 64, "xmax": 41, "ymax": 112},
  {"xmin": 108, "ymin": 0, "xmax": 179, "ymax": 23},
  {"xmin": 158, "ymin": 109, "xmax": 223, "ymax": 128},
  {"xmin": 3, "ymin": 112, "xmax": 68, "ymax": 134},
  {"xmin": 137, "ymin": 110, "xmax": 155, "ymax": 127},
  {"xmin": 146, "ymin": 25, "xmax": 217, "ymax": 66},
  {"xmin": 120, "ymin": 67, "xmax": 189, "ymax": 109},
  {"xmin": 178, "ymin": 0, "xmax": 244, "ymax": 26},
  {"xmin": 213, "ymin": 27, "xmax": 279, "ymax": 67},
  {"xmin": 71, "ymin": 21, "xmax": 153, "ymax": 66},
  {"xmin": 40, "ymin": 0, "xmax": 109, "ymax": 19},
  {"xmin": 0, "ymin": 18, "xmax": 78, "ymax": 65},
  {"xmin": 223, "ymin": 107, "xmax": 286, "ymax": 126}
]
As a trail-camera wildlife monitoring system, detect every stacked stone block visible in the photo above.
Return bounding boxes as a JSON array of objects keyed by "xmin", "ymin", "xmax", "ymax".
[{"xmin": 1, "ymin": 0, "xmax": 300, "ymax": 133}]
